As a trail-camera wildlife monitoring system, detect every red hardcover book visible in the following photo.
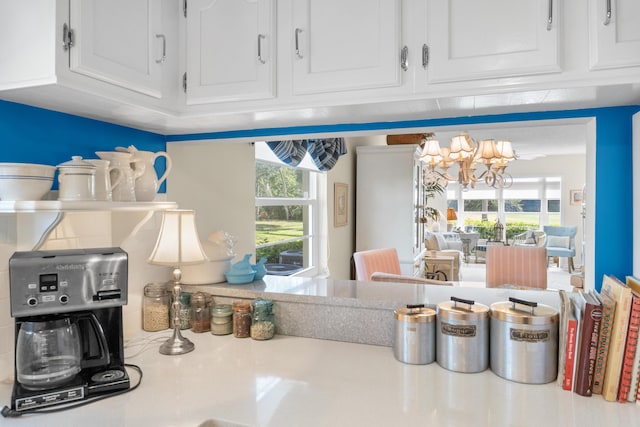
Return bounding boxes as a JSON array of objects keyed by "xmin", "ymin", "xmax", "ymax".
[
  {"xmin": 574, "ymin": 291, "xmax": 603, "ymax": 396},
  {"xmin": 618, "ymin": 292, "xmax": 640, "ymax": 402},
  {"xmin": 563, "ymin": 299, "xmax": 579, "ymax": 391}
]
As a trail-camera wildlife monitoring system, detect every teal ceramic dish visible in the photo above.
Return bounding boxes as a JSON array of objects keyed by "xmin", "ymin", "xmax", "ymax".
[{"xmin": 224, "ymin": 271, "xmax": 255, "ymax": 285}]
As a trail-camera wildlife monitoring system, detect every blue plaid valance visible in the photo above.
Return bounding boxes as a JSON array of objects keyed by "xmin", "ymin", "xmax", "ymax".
[{"xmin": 267, "ymin": 138, "xmax": 346, "ymax": 171}]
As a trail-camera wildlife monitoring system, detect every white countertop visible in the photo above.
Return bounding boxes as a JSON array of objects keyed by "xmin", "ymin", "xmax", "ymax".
[{"xmin": 1, "ymin": 332, "xmax": 637, "ymax": 427}]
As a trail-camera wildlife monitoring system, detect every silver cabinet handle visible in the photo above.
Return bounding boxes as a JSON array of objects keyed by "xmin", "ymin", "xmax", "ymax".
[
  {"xmin": 295, "ymin": 28, "xmax": 303, "ymax": 59},
  {"xmin": 401, "ymin": 46, "xmax": 408, "ymax": 71},
  {"xmin": 422, "ymin": 44, "xmax": 429, "ymax": 69},
  {"xmin": 257, "ymin": 34, "xmax": 266, "ymax": 64},
  {"xmin": 546, "ymin": 0, "xmax": 553, "ymax": 31},
  {"xmin": 604, "ymin": 0, "xmax": 612, "ymax": 25},
  {"xmin": 155, "ymin": 34, "xmax": 166, "ymax": 64},
  {"xmin": 62, "ymin": 23, "xmax": 74, "ymax": 51}
]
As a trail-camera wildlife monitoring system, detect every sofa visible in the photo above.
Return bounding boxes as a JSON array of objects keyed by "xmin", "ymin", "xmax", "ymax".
[{"xmin": 424, "ymin": 231, "xmax": 463, "ymax": 281}]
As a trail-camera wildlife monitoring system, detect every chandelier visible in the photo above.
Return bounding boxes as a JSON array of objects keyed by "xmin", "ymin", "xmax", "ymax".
[{"xmin": 419, "ymin": 132, "xmax": 517, "ymax": 190}]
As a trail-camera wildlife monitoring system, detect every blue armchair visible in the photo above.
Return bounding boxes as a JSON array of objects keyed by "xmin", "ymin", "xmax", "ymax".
[{"xmin": 543, "ymin": 225, "xmax": 577, "ymax": 273}]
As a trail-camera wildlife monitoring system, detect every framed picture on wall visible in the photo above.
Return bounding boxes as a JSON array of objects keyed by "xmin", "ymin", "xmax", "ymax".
[
  {"xmin": 570, "ymin": 189, "xmax": 583, "ymax": 205},
  {"xmin": 334, "ymin": 183, "xmax": 348, "ymax": 227}
]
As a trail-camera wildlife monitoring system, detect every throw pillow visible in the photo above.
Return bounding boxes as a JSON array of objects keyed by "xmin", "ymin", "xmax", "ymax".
[
  {"xmin": 426, "ymin": 234, "xmax": 441, "ymax": 251},
  {"xmin": 434, "ymin": 233, "xmax": 448, "ymax": 250},
  {"xmin": 524, "ymin": 231, "xmax": 537, "ymax": 245},
  {"xmin": 547, "ymin": 235, "xmax": 570, "ymax": 249}
]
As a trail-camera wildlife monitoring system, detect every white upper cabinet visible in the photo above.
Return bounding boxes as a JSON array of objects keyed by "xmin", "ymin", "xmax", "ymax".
[
  {"xmin": 423, "ymin": 0, "xmax": 561, "ymax": 83},
  {"xmin": 68, "ymin": 0, "xmax": 165, "ymax": 98},
  {"xmin": 588, "ymin": 0, "xmax": 640, "ymax": 70},
  {"xmin": 291, "ymin": 0, "xmax": 402, "ymax": 95},
  {"xmin": 185, "ymin": 0, "xmax": 276, "ymax": 105}
]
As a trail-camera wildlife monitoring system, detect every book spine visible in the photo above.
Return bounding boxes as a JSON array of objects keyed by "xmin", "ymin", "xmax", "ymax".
[
  {"xmin": 593, "ymin": 299, "xmax": 615, "ymax": 394},
  {"xmin": 574, "ymin": 303, "xmax": 602, "ymax": 396},
  {"xmin": 618, "ymin": 296, "xmax": 640, "ymax": 402},
  {"xmin": 563, "ymin": 318, "xmax": 578, "ymax": 391}
]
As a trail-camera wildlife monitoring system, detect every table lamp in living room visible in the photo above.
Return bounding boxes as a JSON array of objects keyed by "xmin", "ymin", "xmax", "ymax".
[
  {"xmin": 447, "ymin": 208, "xmax": 457, "ymax": 231},
  {"xmin": 148, "ymin": 209, "xmax": 208, "ymax": 355}
]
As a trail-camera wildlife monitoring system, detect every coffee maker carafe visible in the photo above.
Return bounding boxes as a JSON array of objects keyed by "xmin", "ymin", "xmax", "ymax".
[{"xmin": 8, "ymin": 248, "xmax": 130, "ymax": 413}]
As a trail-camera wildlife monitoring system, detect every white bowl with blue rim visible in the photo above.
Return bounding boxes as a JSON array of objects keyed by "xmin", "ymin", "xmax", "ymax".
[{"xmin": 0, "ymin": 163, "xmax": 56, "ymax": 201}]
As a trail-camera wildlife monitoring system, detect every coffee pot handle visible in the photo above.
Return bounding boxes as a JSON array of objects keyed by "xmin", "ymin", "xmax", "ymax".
[
  {"xmin": 74, "ymin": 312, "xmax": 111, "ymax": 369},
  {"xmin": 154, "ymin": 151, "xmax": 172, "ymax": 188}
]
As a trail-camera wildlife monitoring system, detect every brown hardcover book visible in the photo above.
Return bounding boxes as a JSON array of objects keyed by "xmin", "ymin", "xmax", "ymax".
[
  {"xmin": 592, "ymin": 290, "xmax": 616, "ymax": 395},
  {"xmin": 574, "ymin": 291, "xmax": 603, "ymax": 396},
  {"xmin": 601, "ymin": 275, "xmax": 632, "ymax": 402}
]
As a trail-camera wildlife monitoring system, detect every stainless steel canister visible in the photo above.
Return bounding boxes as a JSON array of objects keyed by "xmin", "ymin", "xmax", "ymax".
[
  {"xmin": 490, "ymin": 297, "xmax": 559, "ymax": 384},
  {"xmin": 437, "ymin": 297, "xmax": 490, "ymax": 373},
  {"xmin": 393, "ymin": 304, "xmax": 436, "ymax": 365}
]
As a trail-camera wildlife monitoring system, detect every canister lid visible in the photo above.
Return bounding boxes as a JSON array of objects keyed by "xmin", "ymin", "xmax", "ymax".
[
  {"xmin": 490, "ymin": 297, "xmax": 559, "ymax": 325},
  {"xmin": 437, "ymin": 297, "xmax": 489, "ymax": 322},
  {"xmin": 394, "ymin": 305, "xmax": 436, "ymax": 323},
  {"xmin": 57, "ymin": 156, "xmax": 97, "ymax": 173}
]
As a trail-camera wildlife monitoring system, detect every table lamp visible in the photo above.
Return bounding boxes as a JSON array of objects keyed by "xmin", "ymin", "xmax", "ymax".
[
  {"xmin": 446, "ymin": 208, "xmax": 457, "ymax": 231},
  {"xmin": 148, "ymin": 209, "xmax": 208, "ymax": 355}
]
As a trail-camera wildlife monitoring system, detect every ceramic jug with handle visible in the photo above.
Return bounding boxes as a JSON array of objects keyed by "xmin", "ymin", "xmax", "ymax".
[
  {"xmin": 86, "ymin": 159, "xmax": 122, "ymax": 201},
  {"xmin": 129, "ymin": 147, "xmax": 172, "ymax": 202},
  {"xmin": 95, "ymin": 151, "xmax": 144, "ymax": 201}
]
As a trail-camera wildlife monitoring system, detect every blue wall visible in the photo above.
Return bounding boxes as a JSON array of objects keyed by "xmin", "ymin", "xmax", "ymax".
[
  {"xmin": 2, "ymin": 99, "xmax": 639, "ymax": 289},
  {"xmin": 0, "ymin": 100, "xmax": 167, "ymax": 191}
]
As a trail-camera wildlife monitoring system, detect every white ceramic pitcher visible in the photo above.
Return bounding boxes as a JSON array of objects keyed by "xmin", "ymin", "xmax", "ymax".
[
  {"xmin": 129, "ymin": 148, "xmax": 172, "ymax": 202},
  {"xmin": 95, "ymin": 151, "xmax": 144, "ymax": 202},
  {"xmin": 86, "ymin": 159, "xmax": 123, "ymax": 201}
]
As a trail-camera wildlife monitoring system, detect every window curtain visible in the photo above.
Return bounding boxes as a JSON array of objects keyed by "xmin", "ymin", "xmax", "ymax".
[{"xmin": 267, "ymin": 138, "xmax": 347, "ymax": 171}]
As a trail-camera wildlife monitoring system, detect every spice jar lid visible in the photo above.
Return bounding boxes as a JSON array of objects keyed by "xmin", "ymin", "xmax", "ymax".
[
  {"xmin": 491, "ymin": 297, "xmax": 558, "ymax": 325},
  {"xmin": 437, "ymin": 297, "xmax": 489, "ymax": 322},
  {"xmin": 191, "ymin": 292, "xmax": 207, "ymax": 307},
  {"xmin": 144, "ymin": 282, "xmax": 168, "ymax": 297},
  {"xmin": 394, "ymin": 305, "xmax": 436, "ymax": 323},
  {"xmin": 232, "ymin": 300, "xmax": 251, "ymax": 311},
  {"xmin": 252, "ymin": 298, "xmax": 273, "ymax": 313},
  {"xmin": 211, "ymin": 304, "xmax": 232, "ymax": 316}
]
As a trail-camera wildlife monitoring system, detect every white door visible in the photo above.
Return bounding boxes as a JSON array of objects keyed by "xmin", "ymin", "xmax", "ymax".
[
  {"xmin": 185, "ymin": 0, "xmax": 275, "ymax": 105},
  {"xmin": 292, "ymin": 0, "xmax": 402, "ymax": 95},
  {"xmin": 425, "ymin": 0, "xmax": 560, "ymax": 83},
  {"xmin": 589, "ymin": 0, "xmax": 640, "ymax": 69},
  {"xmin": 68, "ymin": 0, "xmax": 164, "ymax": 98}
]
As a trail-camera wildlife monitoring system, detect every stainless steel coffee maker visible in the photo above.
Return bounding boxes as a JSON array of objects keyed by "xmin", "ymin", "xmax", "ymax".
[{"xmin": 8, "ymin": 248, "xmax": 129, "ymax": 412}]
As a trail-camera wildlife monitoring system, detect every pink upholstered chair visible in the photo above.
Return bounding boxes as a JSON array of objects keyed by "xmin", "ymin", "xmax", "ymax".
[
  {"xmin": 486, "ymin": 245, "xmax": 548, "ymax": 289},
  {"xmin": 353, "ymin": 248, "xmax": 453, "ymax": 285}
]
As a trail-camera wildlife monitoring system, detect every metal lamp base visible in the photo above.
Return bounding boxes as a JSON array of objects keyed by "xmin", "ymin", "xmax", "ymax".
[{"xmin": 159, "ymin": 327, "xmax": 195, "ymax": 355}]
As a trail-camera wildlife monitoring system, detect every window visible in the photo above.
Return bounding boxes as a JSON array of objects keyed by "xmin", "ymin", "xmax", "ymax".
[
  {"xmin": 255, "ymin": 143, "xmax": 322, "ymax": 275},
  {"xmin": 448, "ymin": 177, "xmax": 561, "ymax": 241}
]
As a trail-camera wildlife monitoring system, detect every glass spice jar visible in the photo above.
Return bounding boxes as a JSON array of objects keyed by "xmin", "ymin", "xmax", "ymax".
[
  {"xmin": 170, "ymin": 291, "xmax": 192, "ymax": 330},
  {"xmin": 232, "ymin": 301, "xmax": 252, "ymax": 338},
  {"xmin": 211, "ymin": 304, "xmax": 233, "ymax": 335},
  {"xmin": 191, "ymin": 292, "xmax": 211, "ymax": 333},
  {"xmin": 143, "ymin": 283, "xmax": 170, "ymax": 332},
  {"xmin": 251, "ymin": 299, "xmax": 275, "ymax": 340}
]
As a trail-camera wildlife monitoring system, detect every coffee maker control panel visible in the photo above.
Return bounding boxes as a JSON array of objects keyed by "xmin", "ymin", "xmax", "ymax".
[{"xmin": 9, "ymin": 248, "xmax": 128, "ymax": 317}]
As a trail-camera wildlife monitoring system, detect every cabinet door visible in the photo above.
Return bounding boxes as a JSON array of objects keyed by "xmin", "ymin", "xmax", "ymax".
[
  {"xmin": 292, "ymin": 0, "xmax": 402, "ymax": 95},
  {"xmin": 589, "ymin": 0, "xmax": 640, "ymax": 69},
  {"xmin": 69, "ymin": 0, "xmax": 164, "ymax": 98},
  {"xmin": 185, "ymin": 0, "xmax": 275, "ymax": 105},
  {"xmin": 425, "ymin": 0, "xmax": 560, "ymax": 83}
]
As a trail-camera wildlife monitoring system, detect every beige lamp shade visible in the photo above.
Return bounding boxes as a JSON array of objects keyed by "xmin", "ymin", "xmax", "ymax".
[
  {"xmin": 493, "ymin": 140, "xmax": 516, "ymax": 162},
  {"xmin": 148, "ymin": 209, "xmax": 208, "ymax": 266},
  {"xmin": 474, "ymin": 139, "xmax": 500, "ymax": 165},
  {"xmin": 420, "ymin": 139, "xmax": 443, "ymax": 165},
  {"xmin": 449, "ymin": 133, "xmax": 474, "ymax": 160}
]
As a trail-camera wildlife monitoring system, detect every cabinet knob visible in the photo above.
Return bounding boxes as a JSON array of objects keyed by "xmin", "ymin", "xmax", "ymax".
[
  {"xmin": 295, "ymin": 28, "xmax": 304, "ymax": 59},
  {"xmin": 401, "ymin": 46, "xmax": 408, "ymax": 71},
  {"xmin": 258, "ymin": 34, "xmax": 267, "ymax": 64},
  {"xmin": 604, "ymin": 0, "xmax": 612, "ymax": 26},
  {"xmin": 155, "ymin": 34, "xmax": 166, "ymax": 64}
]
